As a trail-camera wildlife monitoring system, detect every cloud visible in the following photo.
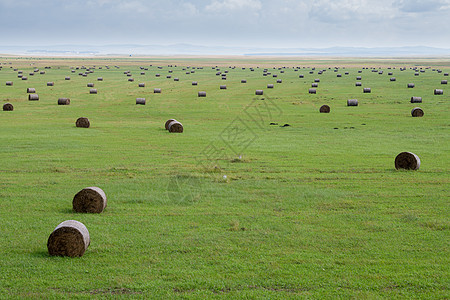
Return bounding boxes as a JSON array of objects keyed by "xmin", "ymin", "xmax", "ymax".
[
  {"xmin": 205, "ymin": 0, "xmax": 262, "ymax": 12},
  {"xmin": 394, "ymin": 0, "xmax": 450, "ymax": 13}
]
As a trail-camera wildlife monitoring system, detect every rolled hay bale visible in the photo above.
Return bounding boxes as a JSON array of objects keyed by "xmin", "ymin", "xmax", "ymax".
[
  {"xmin": 337, "ymin": 74, "xmax": 342, "ymax": 77},
  {"xmin": 390, "ymin": 77, "xmax": 396, "ymax": 81},
  {"xmin": 165, "ymin": 119, "xmax": 176, "ymax": 130},
  {"xmin": 87, "ymin": 83, "xmax": 95, "ymax": 87},
  {"xmin": 311, "ymin": 83, "xmax": 318, "ymax": 87},
  {"xmin": 154, "ymin": 88, "xmax": 162, "ymax": 93},
  {"xmin": 47, "ymin": 220, "xmax": 90, "ymax": 257},
  {"xmin": 241, "ymin": 79, "xmax": 247, "ymax": 83},
  {"xmin": 363, "ymin": 88, "xmax": 371, "ymax": 93},
  {"xmin": 27, "ymin": 88, "xmax": 36, "ymax": 93},
  {"xmin": 128, "ymin": 78, "xmax": 134, "ymax": 82},
  {"xmin": 76, "ymin": 117, "xmax": 90, "ymax": 128},
  {"xmin": 356, "ymin": 76, "xmax": 362, "ymax": 80},
  {"xmin": 192, "ymin": 81, "xmax": 198, "ymax": 86},
  {"xmin": 309, "ymin": 88, "xmax": 317, "ymax": 94},
  {"xmin": 434, "ymin": 89, "xmax": 444, "ymax": 95},
  {"xmin": 138, "ymin": 83, "xmax": 145, "ymax": 87},
  {"xmin": 73, "ymin": 187, "xmax": 107, "ymax": 213},
  {"xmin": 355, "ymin": 82, "xmax": 362, "ymax": 86},
  {"xmin": 168, "ymin": 120, "xmax": 184, "ymax": 133},
  {"xmin": 174, "ymin": 78, "xmax": 179, "ymax": 81},
  {"xmin": 314, "ymin": 79, "xmax": 320, "ymax": 83},
  {"xmin": 395, "ymin": 152, "xmax": 420, "ymax": 170},
  {"xmin": 276, "ymin": 79, "xmax": 282, "ymax": 83},
  {"xmin": 347, "ymin": 99, "xmax": 358, "ymax": 106},
  {"xmin": 28, "ymin": 94, "xmax": 39, "ymax": 101},
  {"xmin": 410, "ymin": 96, "xmax": 422, "ymax": 103},
  {"xmin": 89, "ymin": 89, "xmax": 97, "ymax": 94},
  {"xmin": 97, "ymin": 77, "xmax": 103, "ymax": 81},
  {"xmin": 255, "ymin": 90, "xmax": 264, "ymax": 95},
  {"xmin": 220, "ymin": 85, "xmax": 227, "ymax": 90},
  {"xmin": 65, "ymin": 76, "xmax": 70, "ymax": 80},
  {"xmin": 22, "ymin": 76, "xmax": 28, "ymax": 80},
  {"xmin": 3, "ymin": 103, "xmax": 14, "ymax": 111},
  {"xmin": 267, "ymin": 84, "xmax": 274, "ymax": 88},
  {"xmin": 198, "ymin": 91, "xmax": 207, "ymax": 97},
  {"xmin": 136, "ymin": 98, "xmax": 146, "ymax": 105},
  {"xmin": 411, "ymin": 107, "xmax": 424, "ymax": 117},
  {"xmin": 6, "ymin": 81, "xmax": 13, "ymax": 86},
  {"xmin": 407, "ymin": 83, "xmax": 415, "ymax": 88},
  {"xmin": 441, "ymin": 80, "xmax": 448, "ymax": 84},
  {"xmin": 319, "ymin": 105, "xmax": 330, "ymax": 113},
  {"xmin": 58, "ymin": 98, "xmax": 70, "ymax": 105},
  {"xmin": 299, "ymin": 74, "xmax": 304, "ymax": 78},
  {"xmin": 47, "ymin": 82, "xmax": 54, "ymax": 86},
  {"xmin": 166, "ymin": 75, "xmax": 172, "ymax": 79}
]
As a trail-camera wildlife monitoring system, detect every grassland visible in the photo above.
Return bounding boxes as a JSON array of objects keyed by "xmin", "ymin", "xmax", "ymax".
[{"xmin": 0, "ymin": 56, "xmax": 449, "ymax": 299}]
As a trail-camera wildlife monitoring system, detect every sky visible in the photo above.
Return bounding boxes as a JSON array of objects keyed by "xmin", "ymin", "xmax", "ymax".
[{"xmin": 1, "ymin": 0, "xmax": 450, "ymax": 49}]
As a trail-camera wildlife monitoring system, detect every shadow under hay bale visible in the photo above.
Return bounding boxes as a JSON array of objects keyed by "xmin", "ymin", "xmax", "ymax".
[
  {"xmin": 76, "ymin": 117, "xmax": 90, "ymax": 128},
  {"xmin": 47, "ymin": 220, "xmax": 90, "ymax": 257},
  {"xmin": 3, "ymin": 103, "xmax": 13, "ymax": 111},
  {"xmin": 411, "ymin": 107, "xmax": 424, "ymax": 117},
  {"xmin": 168, "ymin": 120, "xmax": 183, "ymax": 133},
  {"xmin": 73, "ymin": 187, "xmax": 107, "ymax": 213},
  {"xmin": 58, "ymin": 98, "xmax": 70, "ymax": 105},
  {"xmin": 28, "ymin": 94, "xmax": 39, "ymax": 101},
  {"xmin": 198, "ymin": 91, "xmax": 206, "ymax": 97},
  {"xmin": 319, "ymin": 105, "xmax": 330, "ymax": 113},
  {"xmin": 136, "ymin": 98, "xmax": 146, "ymax": 105},
  {"xmin": 347, "ymin": 99, "xmax": 358, "ymax": 106},
  {"xmin": 411, "ymin": 96, "xmax": 422, "ymax": 103},
  {"xmin": 395, "ymin": 152, "xmax": 420, "ymax": 170}
]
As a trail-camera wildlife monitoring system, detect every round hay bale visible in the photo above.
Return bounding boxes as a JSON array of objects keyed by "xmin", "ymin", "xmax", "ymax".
[
  {"xmin": 138, "ymin": 83, "xmax": 145, "ymax": 87},
  {"xmin": 355, "ymin": 82, "xmax": 362, "ymax": 86},
  {"xmin": 168, "ymin": 121, "xmax": 183, "ymax": 133},
  {"xmin": 277, "ymin": 79, "xmax": 282, "ymax": 83},
  {"xmin": 47, "ymin": 82, "xmax": 54, "ymax": 86},
  {"xmin": 319, "ymin": 105, "xmax": 330, "ymax": 113},
  {"xmin": 166, "ymin": 75, "xmax": 171, "ymax": 79},
  {"xmin": 198, "ymin": 91, "xmax": 206, "ymax": 97},
  {"xmin": 28, "ymin": 94, "xmax": 39, "ymax": 101},
  {"xmin": 311, "ymin": 83, "xmax": 318, "ymax": 87},
  {"xmin": 58, "ymin": 98, "xmax": 70, "ymax": 105},
  {"xmin": 267, "ymin": 84, "xmax": 274, "ymax": 88},
  {"xmin": 410, "ymin": 96, "xmax": 422, "ymax": 103},
  {"xmin": 395, "ymin": 152, "xmax": 420, "ymax": 170},
  {"xmin": 363, "ymin": 88, "xmax": 371, "ymax": 93},
  {"xmin": 255, "ymin": 90, "xmax": 264, "ymax": 95},
  {"xmin": 3, "ymin": 103, "xmax": 13, "ymax": 111},
  {"xmin": 390, "ymin": 77, "xmax": 396, "ymax": 81},
  {"xmin": 347, "ymin": 99, "xmax": 358, "ymax": 106},
  {"xmin": 154, "ymin": 88, "xmax": 161, "ymax": 93},
  {"xmin": 356, "ymin": 76, "xmax": 362, "ymax": 80},
  {"xmin": 241, "ymin": 79, "xmax": 247, "ymax": 83},
  {"xmin": 220, "ymin": 85, "xmax": 227, "ymax": 90},
  {"xmin": 47, "ymin": 220, "xmax": 90, "ymax": 257},
  {"xmin": 441, "ymin": 80, "xmax": 448, "ymax": 84},
  {"xmin": 434, "ymin": 89, "xmax": 444, "ymax": 95},
  {"xmin": 407, "ymin": 83, "xmax": 415, "ymax": 88},
  {"xmin": 89, "ymin": 89, "xmax": 97, "ymax": 94},
  {"xmin": 165, "ymin": 119, "xmax": 176, "ymax": 130},
  {"xmin": 76, "ymin": 117, "xmax": 90, "ymax": 128},
  {"xmin": 411, "ymin": 107, "xmax": 424, "ymax": 117},
  {"xmin": 87, "ymin": 83, "xmax": 94, "ymax": 87},
  {"xmin": 97, "ymin": 77, "xmax": 103, "ymax": 81},
  {"xmin": 309, "ymin": 88, "xmax": 316, "ymax": 94},
  {"xmin": 22, "ymin": 76, "xmax": 28, "ymax": 81},
  {"xmin": 192, "ymin": 81, "xmax": 198, "ymax": 86},
  {"xmin": 128, "ymin": 78, "xmax": 134, "ymax": 82},
  {"xmin": 27, "ymin": 88, "xmax": 36, "ymax": 93},
  {"xmin": 65, "ymin": 76, "xmax": 70, "ymax": 80},
  {"xmin": 136, "ymin": 98, "xmax": 146, "ymax": 105},
  {"xmin": 6, "ymin": 81, "xmax": 13, "ymax": 86},
  {"xmin": 174, "ymin": 78, "xmax": 179, "ymax": 81},
  {"xmin": 73, "ymin": 187, "xmax": 107, "ymax": 213},
  {"xmin": 299, "ymin": 74, "xmax": 304, "ymax": 78},
  {"xmin": 314, "ymin": 79, "xmax": 320, "ymax": 83},
  {"xmin": 337, "ymin": 74, "xmax": 342, "ymax": 77}
]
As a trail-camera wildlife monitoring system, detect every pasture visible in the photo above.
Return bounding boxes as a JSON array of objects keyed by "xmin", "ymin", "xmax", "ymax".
[{"xmin": 0, "ymin": 56, "xmax": 449, "ymax": 299}]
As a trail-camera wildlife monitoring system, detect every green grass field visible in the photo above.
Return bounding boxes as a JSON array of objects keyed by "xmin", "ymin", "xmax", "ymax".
[{"xmin": 0, "ymin": 56, "xmax": 449, "ymax": 299}]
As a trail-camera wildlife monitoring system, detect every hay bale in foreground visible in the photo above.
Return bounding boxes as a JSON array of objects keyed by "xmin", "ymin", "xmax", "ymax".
[
  {"xmin": 28, "ymin": 94, "xmax": 39, "ymax": 101},
  {"xmin": 3, "ymin": 103, "xmax": 13, "ymax": 111},
  {"xmin": 76, "ymin": 117, "xmax": 90, "ymax": 128},
  {"xmin": 165, "ymin": 119, "xmax": 176, "ymax": 130},
  {"xmin": 347, "ymin": 99, "xmax": 358, "ymax": 106},
  {"xmin": 47, "ymin": 220, "xmax": 90, "ymax": 257},
  {"xmin": 168, "ymin": 120, "xmax": 183, "ymax": 133},
  {"xmin": 410, "ymin": 96, "xmax": 422, "ymax": 103},
  {"xmin": 411, "ymin": 107, "xmax": 424, "ymax": 117},
  {"xmin": 136, "ymin": 98, "xmax": 146, "ymax": 105},
  {"xmin": 395, "ymin": 152, "xmax": 420, "ymax": 170},
  {"xmin": 319, "ymin": 105, "xmax": 330, "ymax": 113},
  {"xmin": 58, "ymin": 98, "xmax": 70, "ymax": 105},
  {"xmin": 73, "ymin": 187, "xmax": 107, "ymax": 213},
  {"xmin": 434, "ymin": 89, "xmax": 444, "ymax": 95},
  {"xmin": 309, "ymin": 88, "xmax": 316, "ymax": 94},
  {"xmin": 6, "ymin": 81, "xmax": 13, "ymax": 86},
  {"xmin": 442, "ymin": 80, "xmax": 448, "ymax": 84}
]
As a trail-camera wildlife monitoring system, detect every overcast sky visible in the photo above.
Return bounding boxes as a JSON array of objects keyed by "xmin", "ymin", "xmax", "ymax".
[{"xmin": 1, "ymin": 0, "xmax": 450, "ymax": 48}]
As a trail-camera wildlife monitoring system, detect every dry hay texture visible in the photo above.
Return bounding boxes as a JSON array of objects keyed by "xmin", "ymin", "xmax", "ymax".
[
  {"xmin": 136, "ymin": 98, "xmax": 146, "ymax": 105},
  {"xmin": 363, "ymin": 88, "xmax": 371, "ymax": 93},
  {"xmin": 434, "ymin": 89, "xmax": 444, "ymax": 95},
  {"xmin": 3, "ymin": 103, "xmax": 14, "ymax": 111},
  {"xmin": 255, "ymin": 90, "xmax": 264, "ymax": 95},
  {"xmin": 28, "ymin": 94, "xmax": 39, "ymax": 101},
  {"xmin": 319, "ymin": 105, "xmax": 331, "ymax": 113},
  {"xmin": 198, "ymin": 91, "xmax": 207, "ymax": 97},
  {"xmin": 6, "ymin": 81, "xmax": 13, "ymax": 86},
  {"xmin": 73, "ymin": 187, "xmax": 107, "ymax": 213},
  {"xmin": 76, "ymin": 117, "xmax": 90, "ymax": 128},
  {"xmin": 58, "ymin": 98, "xmax": 70, "ymax": 105},
  {"xmin": 47, "ymin": 220, "xmax": 90, "ymax": 257},
  {"xmin": 165, "ymin": 119, "xmax": 176, "ymax": 130},
  {"xmin": 411, "ymin": 97, "xmax": 422, "ymax": 103},
  {"xmin": 47, "ymin": 82, "xmax": 54, "ymax": 86},
  {"xmin": 154, "ymin": 88, "xmax": 162, "ymax": 93},
  {"xmin": 395, "ymin": 152, "xmax": 421, "ymax": 170},
  {"xmin": 411, "ymin": 107, "xmax": 424, "ymax": 117},
  {"xmin": 220, "ymin": 85, "xmax": 227, "ymax": 89},
  {"xmin": 27, "ymin": 88, "xmax": 36, "ymax": 93},
  {"xmin": 347, "ymin": 99, "xmax": 358, "ymax": 106},
  {"xmin": 309, "ymin": 88, "xmax": 316, "ymax": 94},
  {"xmin": 168, "ymin": 121, "xmax": 184, "ymax": 133},
  {"xmin": 90, "ymin": 89, "xmax": 98, "ymax": 94}
]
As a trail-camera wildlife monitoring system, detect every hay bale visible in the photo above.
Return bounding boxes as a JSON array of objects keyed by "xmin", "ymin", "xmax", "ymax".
[
  {"xmin": 47, "ymin": 82, "xmax": 54, "ymax": 86},
  {"xmin": 407, "ymin": 83, "xmax": 415, "ymax": 88},
  {"xmin": 76, "ymin": 117, "xmax": 90, "ymax": 128},
  {"xmin": 27, "ymin": 88, "xmax": 36, "ymax": 93},
  {"xmin": 136, "ymin": 98, "xmax": 146, "ymax": 105},
  {"xmin": 168, "ymin": 120, "xmax": 183, "ymax": 133},
  {"xmin": 3, "ymin": 103, "xmax": 13, "ymax": 111},
  {"xmin": 198, "ymin": 91, "xmax": 206, "ymax": 97},
  {"xmin": 395, "ymin": 152, "xmax": 420, "ymax": 170},
  {"xmin": 390, "ymin": 77, "xmax": 396, "ymax": 81},
  {"xmin": 319, "ymin": 105, "xmax": 330, "ymax": 113},
  {"xmin": 174, "ymin": 78, "xmax": 179, "ymax": 81},
  {"xmin": 363, "ymin": 88, "xmax": 371, "ymax": 93},
  {"xmin": 58, "ymin": 98, "xmax": 70, "ymax": 105},
  {"xmin": 314, "ymin": 79, "xmax": 320, "ymax": 83},
  {"xmin": 276, "ymin": 79, "xmax": 282, "ymax": 83},
  {"xmin": 337, "ymin": 74, "xmax": 342, "ymax": 77},
  {"xmin": 128, "ymin": 78, "xmax": 134, "ymax": 82},
  {"xmin": 434, "ymin": 89, "xmax": 444, "ymax": 95},
  {"xmin": 6, "ymin": 81, "xmax": 13, "ymax": 86},
  {"xmin": 255, "ymin": 90, "xmax": 264, "ymax": 95},
  {"xmin": 309, "ymin": 88, "xmax": 316, "ymax": 94},
  {"xmin": 411, "ymin": 107, "xmax": 424, "ymax": 117},
  {"xmin": 347, "ymin": 99, "xmax": 358, "ymax": 106},
  {"xmin": 138, "ymin": 83, "xmax": 145, "ymax": 87},
  {"xmin": 73, "ymin": 187, "xmax": 107, "ymax": 213},
  {"xmin": 87, "ymin": 83, "xmax": 94, "ymax": 87},
  {"xmin": 165, "ymin": 119, "xmax": 176, "ymax": 130},
  {"xmin": 47, "ymin": 220, "xmax": 90, "ymax": 257},
  {"xmin": 355, "ymin": 82, "xmax": 362, "ymax": 86},
  {"xmin": 154, "ymin": 88, "xmax": 161, "ymax": 93},
  {"xmin": 192, "ymin": 81, "xmax": 198, "ymax": 86},
  {"xmin": 267, "ymin": 84, "xmax": 274, "ymax": 88},
  {"xmin": 299, "ymin": 74, "xmax": 304, "ymax": 78},
  {"xmin": 441, "ymin": 80, "xmax": 448, "ymax": 84},
  {"xmin": 356, "ymin": 76, "xmax": 362, "ymax": 80},
  {"xmin": 65, "ymin": 76, "xmax": 70, "ymax": 80},
  {"xmin": 97, "ymin": 77, "xmax": 103, "ymax": 81},
  {"xmin": 22, "ymin": 77, "xmax": 28, "ymax": 80},
  {"xmin": 220, "ymin": 85, "xmax": 227, "ymax": 90},
  {"xmin": 28, "ymin": 94, "xmax": 39, "ymax": 101},
  {"xmin": 241, "ymin": 79, "xmax": 247, "ymax": 83},
  {"xmin": 311, "ymin": 83, "xmax": 318, "ymax": 87},
  {"xmin": 89, "ymin": 89, "xmax": 97, "ymax": 94},
  {"xmin": 410, "ymin": 96, "xmax": 422, "ymax": 103}
]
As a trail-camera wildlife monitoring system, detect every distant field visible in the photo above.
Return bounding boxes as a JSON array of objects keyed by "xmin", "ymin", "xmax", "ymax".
[{"xmin": 0, "ymin": 56, "xmax": 448, "ymax": 299}]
